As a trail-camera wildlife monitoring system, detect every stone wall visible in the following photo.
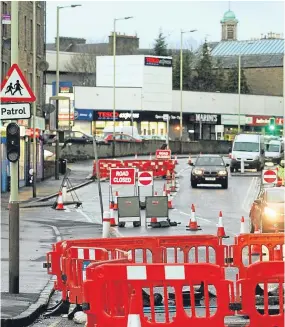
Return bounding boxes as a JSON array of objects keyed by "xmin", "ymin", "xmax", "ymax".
[{"xmin": 44, "ymin": 140, "xmax": 231, "ymax": 161}]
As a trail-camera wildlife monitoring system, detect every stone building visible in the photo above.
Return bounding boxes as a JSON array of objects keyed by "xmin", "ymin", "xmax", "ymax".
[{"xmin": 1, "ymin": 1, "xmax": 46, "ymax": 113}]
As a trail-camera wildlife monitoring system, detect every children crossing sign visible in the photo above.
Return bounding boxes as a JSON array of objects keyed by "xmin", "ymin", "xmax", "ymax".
[{"xmin": 0, "ymin": 64, "xmax": 36, "ymax": 103}]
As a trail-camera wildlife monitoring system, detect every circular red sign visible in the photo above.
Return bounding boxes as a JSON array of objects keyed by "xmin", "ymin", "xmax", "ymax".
[
  {"xmin": 139, "ymin": 171, "xmax": 153, "ymax": 186},
  {"xmin": 263, "ymin": 170, "xmax": 277, "ymax": 183}
]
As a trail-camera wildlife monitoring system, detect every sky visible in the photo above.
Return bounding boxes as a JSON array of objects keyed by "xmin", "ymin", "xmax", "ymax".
[{"xmin": 46, "ymin": 0, "xmax": 284, "ymax": 50}]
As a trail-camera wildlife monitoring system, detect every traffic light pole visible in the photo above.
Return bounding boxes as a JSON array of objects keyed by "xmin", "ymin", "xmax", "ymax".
[{"xmin": 9, "ymin": 1, "xmax": 20, "ymax": 294}]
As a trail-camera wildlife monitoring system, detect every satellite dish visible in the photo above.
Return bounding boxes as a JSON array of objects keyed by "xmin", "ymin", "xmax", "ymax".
[
  {"xmin": 38, "ymin": 61, "xmax": 49, "ymax": 72},
  {"xmin": 42, "ymin": 103, "xmax": 55, "ymax": 114}
]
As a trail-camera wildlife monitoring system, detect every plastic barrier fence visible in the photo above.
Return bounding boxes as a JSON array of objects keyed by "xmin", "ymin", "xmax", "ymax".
[
  {"xmin": 238, "ymin": 261, "xmax": 284, "ymax": 327},
  {"xmin": 83, "ymin": 263, "xmax": 235, "ymax": 327},
  {"xmin": 92, "ymin": 159, "xmax": 176, "ymax": 179},
  {"xmin": 44, "ymin": 235, "xmax": 228, "ymax": 293},
  {"xmin": 229, "ymin": 233, "xmax": 285, "ymax": 278}
]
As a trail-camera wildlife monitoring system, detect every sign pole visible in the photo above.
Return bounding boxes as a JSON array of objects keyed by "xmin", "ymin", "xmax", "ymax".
[
  {"xmin": 32, "ymin": 1, "xmax": 37, "ymax": 197},
  {"xmin": 9, "ymin": 0, "xmax": 20, "ymax": 294}
]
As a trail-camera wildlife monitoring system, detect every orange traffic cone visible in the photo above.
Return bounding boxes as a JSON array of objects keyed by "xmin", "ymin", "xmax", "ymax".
[
  {"xmin": 186, "ymin": 204, "xmax": 201, "ymax": 231},
  {"xmin": 56, "ymin": 191, "xmax": 65, "ymax": 210},
  {"xmin": 149, "ymin": 153, "xmax": 152, "ymax": 160},
  {"xmin": 154, "ymin": 191, "xmax": 158, "ymax": 196},
  {"xmin": 217, "ymin": 211, "xmax": 228, "ymax": 238},
  {"xmin": 166, "ymin": 170, "xmax": 171, "ymax": 180},
  {"xmin": 127, "ymin": 291, "xmax": 142, "ymax": 327},
  {"xmin": 166, "ymin": 183, "xmax": 171, "ymax": 195},
  {"xmin": 188, "ymin": 154, "xmax": 192, "ymax": 165},
  {"xmin": 171, "ymin": 173, "xmax": 176, "ymax": 192},
  {"xmin": 135, "ymin": 153, "xmax": 138, "ymax": 159},
  {"xmin": 240, "ymin": 216, "xmax": 246, "ymax": 234},
  {"xmin": 109, "ymin": 208, "xmax": 116, "ymax": 226},
  {"xmin": 168, "ymin": 195, "xmax": 173, "ymax": 209},
  {"xmin": 251, "ymin": 226, "xmax": 262, "ymax": 256},
  {"xmin": 163, "ymin": 184, "xmax": 167, "ymax": 197},
  {"xmin": 113, "ymin": 191, "xmax": 119, "ymax": 211},
  {"xmin": 273, "ymin": 245, "xmax": 283, "ymax": 261},
  {"xmin": 174, "ymin": 155, "xmax": 178, "ymax": 165}
]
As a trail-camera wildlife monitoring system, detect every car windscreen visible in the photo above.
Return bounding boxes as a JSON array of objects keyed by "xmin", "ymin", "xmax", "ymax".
[
  {"xmin": 266, "ymin": 189, "xmax": 285, "ymax": 203},
  {"xmin": 195, "ymin": 157, "xmax": 224, "ymax": 166},
  {"xmin": 233, "ymin": 142, "xmax": 259, "ymax": 152},
  {"xmin": 267, "ymin": 144, "xmax": 280, "ymax": 152}
]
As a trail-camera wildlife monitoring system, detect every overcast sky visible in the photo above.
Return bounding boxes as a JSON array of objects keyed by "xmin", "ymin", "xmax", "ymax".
[{"xmin": 46, "ymin": 0, "xmax": 284, "ymax": 49}]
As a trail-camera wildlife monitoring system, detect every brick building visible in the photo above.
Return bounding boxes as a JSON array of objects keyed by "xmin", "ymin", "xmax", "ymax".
[{"xmin": 1, "ymin": 1, "xmax": 46, "ymax": 112}]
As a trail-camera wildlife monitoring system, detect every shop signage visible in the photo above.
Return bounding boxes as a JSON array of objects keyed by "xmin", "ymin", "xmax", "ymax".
[
  {"xmin": 59, "ymin": 86, "xmax": 73, "ymax": 93},
  {"xmin": 96, "ymin": 111, "xmax": 140, "ymax": 120},
  {"xmin": 144, "ymin": 56, "xmax": 172, "ymax": 67},
  {"xmin": 246, "ymin": 116, "xmax": 283, "ymax": 126},
  {"xmin": 110, "ymin": 168, "xmax": 136, "ymax": 185},
  {"xmin": 195, "ymin": 114, "xmax": 218, "ymax": 123},
  {"xmin": 155, "ymin": 114, "xmax": 180, "ymax": 120},
  {"xmin": 221, "ymin": 115, "xmax": 246, "ymax": 126},
  {"xmin": 74, "ymin": 109, "xmax": 93, "ymax": 121}
]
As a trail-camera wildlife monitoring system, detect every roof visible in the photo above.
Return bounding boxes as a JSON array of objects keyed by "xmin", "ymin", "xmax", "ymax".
[
  {"xmin": 221, "ymin": 10, "xmax": 238, "ymax": 23},
  {"xmin": 213, "ymin": 54, "xmax": 283, "ymax": 68},
  {"xmin": 211, "ymin": 39, "xmax": 284, "ymax": 56}
]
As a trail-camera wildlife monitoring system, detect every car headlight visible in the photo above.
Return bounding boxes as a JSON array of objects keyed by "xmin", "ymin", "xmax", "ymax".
[
  {"xmin": 218, "ymin": 171, "xmax": 227, "ymax": 176},
  {"xmin": 264, "ymin": 207, "xmax": 277, "ymax": 219},
  {"xmin": 193, "ymin": 169, "xmax": 203, "ymax": 175}
]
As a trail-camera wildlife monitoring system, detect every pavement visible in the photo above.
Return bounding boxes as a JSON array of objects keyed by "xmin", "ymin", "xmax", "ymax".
[
  {"xmin": 1, "ymin": 156, "xmax": 262, "ymax": 327},
  {"xmin": 0, "ymin": 162, "xmax": 101, "ymax": 326}
]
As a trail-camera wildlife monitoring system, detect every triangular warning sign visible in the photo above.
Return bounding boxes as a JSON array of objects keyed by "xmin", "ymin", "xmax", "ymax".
[{"xmin": 0, "ymin": 64, "xmax": 36, "ymax": 103}]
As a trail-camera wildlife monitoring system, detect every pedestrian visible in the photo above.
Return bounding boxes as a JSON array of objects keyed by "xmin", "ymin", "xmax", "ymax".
[
  {"xmin": 12, "ymin": 80, "xmax": 23, "ymax": 96},
  {"xmin": 5, "ymin": 83, "xmax": 14, "ymax": 95}
]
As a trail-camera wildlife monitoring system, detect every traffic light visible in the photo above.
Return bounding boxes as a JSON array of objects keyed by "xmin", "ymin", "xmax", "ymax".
[
  {"xmin": 6, "ymin": 123, "xmax": 20, "ymax": 163},
  {"xmin": 269, "ymin": 117, "xmax": 275, "ymax": 131}
]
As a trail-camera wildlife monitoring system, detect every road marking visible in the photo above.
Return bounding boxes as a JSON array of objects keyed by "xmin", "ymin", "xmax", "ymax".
[
  {"xmin": 179, "ymin": 211, "xmax": 211, "ymax": 223},
  {"xmin": 46, "ymin": 224, "xmax": 62, "ymax": 242},
  {"xmin": 64, "ymin": 207, "xmax": 70, "ymax": 213},
  {"xmin": 76, "ymin": 208, "xmax": 101, "ymax": 224},
  {"xmin": 242, "ymin": 177, "xmax": 258, "ymax": 212}
]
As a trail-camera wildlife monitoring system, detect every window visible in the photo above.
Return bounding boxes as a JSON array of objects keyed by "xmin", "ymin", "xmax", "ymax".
[
  {"xmin": 37, "ymin": 23, "xmax": 41, "ymax": 54},
  {"xmin": 2, "ymin": 2, "xmax": 8, "ymax": 38},
  {"xmin": 195, "ymin": 157, "xmax": 225, "ymax": 166},
  {"xmin": 30, "ymin": 19, "xmax": 33, "ymax": 50},
  {"xmin": 24, "ymin": 16, "xmax": 27, "ymax": 48}
]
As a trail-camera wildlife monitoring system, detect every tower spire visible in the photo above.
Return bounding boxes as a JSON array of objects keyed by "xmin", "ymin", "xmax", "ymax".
[{"xmin": 229, "ymin": 1, "xmax": 231, "ymax": 10}]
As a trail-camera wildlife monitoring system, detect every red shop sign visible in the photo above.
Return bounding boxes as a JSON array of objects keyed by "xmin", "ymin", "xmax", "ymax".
[{"xmin": 246, "ymin": 116, "xmax": 283, "ymax": 126}]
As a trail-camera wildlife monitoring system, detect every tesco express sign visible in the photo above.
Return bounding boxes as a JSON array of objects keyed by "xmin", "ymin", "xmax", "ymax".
[{"xmin": 110, "ymin": 168, "xmax": 136, "ymax": 185}]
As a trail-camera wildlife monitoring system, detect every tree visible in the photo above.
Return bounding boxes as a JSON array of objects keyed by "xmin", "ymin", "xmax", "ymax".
[
  {"xmin": 65, "ymin": 50, "xmax": 97, "ymax": 86},
  {"xmin": 172, "ymin": 50, "xmax": 193, "ymax": 90},
  {"xmin": 225, "ymin": 65, "xmax": 250, "ymax": 94},
  {"xmin": 192, "ymin": 41, "xmax": 215, "ymax": 92},
  {"xmin": 214, "ymin": 59, "xmax": 226, "ymax": 92},
  {"xmin": 153, "ymin": 30, "xmax": 168, "ymax": 56}
]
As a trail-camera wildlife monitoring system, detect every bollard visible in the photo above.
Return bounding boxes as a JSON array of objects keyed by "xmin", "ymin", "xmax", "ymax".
[
  {"xmin": 241, "ymin": 159, "xmax": 245, "ymax": 174},
  {"xmin": 62, "ymin": 184, "xmax": 67, "ymax": 203},
  {"xmin": 102, "ymin": 211, "xmax": 111, "ymax": 238}
]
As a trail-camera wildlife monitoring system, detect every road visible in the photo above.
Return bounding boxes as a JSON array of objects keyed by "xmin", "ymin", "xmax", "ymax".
[{"xmin": 30, "ymin": 156, "xmax": 260, "ymax": 327}]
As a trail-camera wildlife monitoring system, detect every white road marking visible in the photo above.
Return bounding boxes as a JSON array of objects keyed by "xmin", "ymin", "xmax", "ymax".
[
  {"xmin": 64, "ymin": 207, "xmax": 70, "ymax": 213},
  {"xmin": 242, "ymin": 177, "xmax": 258, "ymax": 212},
  {"xmin": 76, "ymin": 208, "xmax": 101, "ymax": 224}
]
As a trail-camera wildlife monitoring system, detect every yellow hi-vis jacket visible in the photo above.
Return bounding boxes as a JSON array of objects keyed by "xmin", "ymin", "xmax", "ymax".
[{"xmin": 277, "ymin": 165, "xmax": 284, "ymax": 184}]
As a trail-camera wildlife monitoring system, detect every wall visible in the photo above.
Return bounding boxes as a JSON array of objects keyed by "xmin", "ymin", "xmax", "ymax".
[
  {"xmin": 44, "ymin": 140, "xmax": 231, "ymax": 161},
  {"xmin": 74, "ymin": 86, "xmax": 142, "ymax": 110},
  {"xmin": 172, "ymin": 90, "xmax": 284, "ymax": 116},
  {"xmin": 96, "ymin": 55, "xmax": 144, "ymax": 87},
  {"xmin": 244, "ymin": 67, "xmax": 283, "ymax": 96}
]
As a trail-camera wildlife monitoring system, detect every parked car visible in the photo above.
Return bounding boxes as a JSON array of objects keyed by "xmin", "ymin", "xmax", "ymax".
[
  {"xmin": 265, "ymin": 140, "xmax": 283, "ymax": 165},
  {"xmin": 230, "ymin": 133, "xmax": 265, "ymax": 172},
  {"xmin": 190, "ymin": 154, "xmax": 229, "ymax": 189},
  {"xmin": 104, "ymin": 133, "xmax": 142, "ymax": 143},
  {"xmin": 249, "ymin": 186, "xmax": 285, "ymax": 233}
]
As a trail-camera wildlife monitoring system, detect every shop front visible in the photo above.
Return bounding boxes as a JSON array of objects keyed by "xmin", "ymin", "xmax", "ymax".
[
  {"xmin": 188, "ymin": 114, "xmax": 221, "ymax": 140},
  {"xmin": 245, "ymin": 115, "xmax": 283, "ymax": 135},
  {"xmin": 221, "ymin": 115, "xmax": 246, "ymax": 141}
]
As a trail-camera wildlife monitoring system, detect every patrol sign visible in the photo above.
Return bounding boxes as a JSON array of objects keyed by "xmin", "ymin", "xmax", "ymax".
[{"xmin": 1, "ymin": 103, "xmax": 31, "ymax": 120}]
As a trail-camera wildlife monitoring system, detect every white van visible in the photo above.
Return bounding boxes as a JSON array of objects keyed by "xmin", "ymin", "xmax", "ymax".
[
  {"xmin": 230, "ymin": 133, "xmax": 265, "ymax": 172},
  {"xmin": 265, "ymin": 140, "xmax": 283, "ymax": 164}
]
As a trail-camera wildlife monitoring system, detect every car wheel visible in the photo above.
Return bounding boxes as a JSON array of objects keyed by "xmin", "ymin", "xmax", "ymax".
[
  {"xmin": 191, "ymin": 180, "xmax": 197, "ymax": 188},
  {"xmin": 222, "ymin": 179, "xmax": 228, "ymax": 189},
  {"xmin": 230, "ymin": 167, "xmax": 235, "ymax": 173}
]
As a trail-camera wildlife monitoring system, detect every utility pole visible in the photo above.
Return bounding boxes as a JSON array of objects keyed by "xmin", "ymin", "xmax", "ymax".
[
  {"xmin": 32, "ymin": 1, "xmax": 37, "ymax": 197},
  {"xmin": 55, "ymin": 6, "xmax": 60, "ymax": 180},
  {"xmin": 9, "ymin": 0, "xmax": 20, "ymax": 294}
]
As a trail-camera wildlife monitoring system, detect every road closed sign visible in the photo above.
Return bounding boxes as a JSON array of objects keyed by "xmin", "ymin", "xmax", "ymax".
[
  {"xmin": 138, "ymin": 171, "xmax": 153, "ymax": 187},
  {"xmin": 110, "ymin": 168, "xmax": 136, "ymax": 185},
  {"xmin": 262, "ymin": 169, "xmax": 277, "ymax": 184},
  {"xmin": 156, "ymin": 149, "xmax": 171, "ymax": 159}
]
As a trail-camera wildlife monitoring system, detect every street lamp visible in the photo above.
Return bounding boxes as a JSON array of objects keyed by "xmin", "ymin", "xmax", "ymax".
[
  {"xmin": 55, "ymin": 4, "xmax": 81, "ymax": 179},
  {"xmin": 237, "ymin": 42, "xmax": 253, "ymax": 133},
  {"xmin": 112, "ymin": 16, "xmax": 133, "ymax": 157},
  {"xmin": 180, "ymin": 29, "xmax": 197, "ymax": 142}
]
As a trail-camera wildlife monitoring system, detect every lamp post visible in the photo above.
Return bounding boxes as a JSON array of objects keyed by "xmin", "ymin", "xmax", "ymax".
[
  {"xmin": 180, "ymin": 29, "xmax": 197, "ymax": 143},
  {"xmin": 55, "ymin": 4, "xmax": 81, "ymax": 179},
  {"xmin": 112, "ymin": 16, "xmax": 133, "ymax": 157}
]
